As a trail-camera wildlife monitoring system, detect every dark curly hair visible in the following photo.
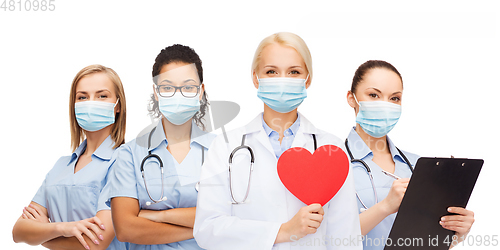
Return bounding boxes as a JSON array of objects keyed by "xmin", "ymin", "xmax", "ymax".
[{"xmin": 149, "ymin": 44, "xmax": 209, "ymax": 130}]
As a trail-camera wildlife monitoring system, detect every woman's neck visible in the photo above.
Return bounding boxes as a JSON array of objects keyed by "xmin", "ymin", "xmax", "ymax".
[
  {"xmin": 82, "ymin": 126, "xmax": 112, "ymax": 156},
  {"xmin": 263, "ymin": 104, "xmax": 298, "ymax": 141},
  {"xmin": 355, "ymin": 124, "xmax": 390, "ymax": 156},
  {"xmin": 162, "ymin": 117, "xmax": 192, "ymax": 145}
]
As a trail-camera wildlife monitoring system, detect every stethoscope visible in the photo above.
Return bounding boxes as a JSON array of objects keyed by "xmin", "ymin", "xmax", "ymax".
[
  {"xmin": 141, "ymin": 127, "xmax": 204, "ymax": 206},
  {"xmin": 344, "ymin": 138, "xmax": 413, "ymax": 212},
  {"xmin": 228, "ymin": 133, "xmax": 317, "ymax": 204}
]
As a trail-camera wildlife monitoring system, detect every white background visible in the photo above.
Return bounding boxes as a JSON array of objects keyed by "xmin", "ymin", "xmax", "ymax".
[{"xmin": 1, "ymin": 0, "xmax": 499, "ymax": 249}]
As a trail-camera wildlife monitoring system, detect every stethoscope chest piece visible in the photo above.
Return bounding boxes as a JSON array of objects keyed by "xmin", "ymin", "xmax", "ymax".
[{"xmin": 145, "ymin": 196, "xmax": 167, "ymax": 206}]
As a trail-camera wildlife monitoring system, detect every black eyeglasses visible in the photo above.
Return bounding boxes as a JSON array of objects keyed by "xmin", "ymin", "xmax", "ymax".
[{"xmin": 156, "ymin": 84, "xmax": 201, "ymax": 98}]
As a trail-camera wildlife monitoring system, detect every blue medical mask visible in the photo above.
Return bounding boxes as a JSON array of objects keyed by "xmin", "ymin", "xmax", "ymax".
[
  {"xmin": 257, "ymin": 76, "xmax": 308, "ymax": 113},
  {"xmin": 158, "ymin": 93, "xmax": 200, "ymax": 125},
  {"xmin": 75, "ymin": 99, "xmax": 118, "ymax": 132},
  {"xmin": 354, "ymin": 94, "xmax": 401, "ymax": 138}
]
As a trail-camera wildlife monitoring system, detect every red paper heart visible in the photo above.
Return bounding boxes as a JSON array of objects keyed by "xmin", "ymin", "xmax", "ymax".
[{"xmin": 277, "ymin": 145, "xmax": 349, "ymax": 206}]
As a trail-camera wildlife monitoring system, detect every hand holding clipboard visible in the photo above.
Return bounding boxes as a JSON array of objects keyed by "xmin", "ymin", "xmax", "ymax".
[{"xmin": 384, "ymin": 157, "xmax": 483, "ymax": 249}]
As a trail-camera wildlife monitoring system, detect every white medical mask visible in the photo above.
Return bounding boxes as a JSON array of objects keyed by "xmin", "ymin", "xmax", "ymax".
[
  {"xmin": 158, "ymin": 93, "xmax": 200, "ymax": 125},
  {"xmin": 75, "ymin": 99, "xmax": 118, "ymax": 132},
  {"xmin": 256, "ymin": 76, "xmax": 308, "ymax": 113},
  {"xmin": 354, "ymin": 94, "xmax": 401, "ymax": 138}
]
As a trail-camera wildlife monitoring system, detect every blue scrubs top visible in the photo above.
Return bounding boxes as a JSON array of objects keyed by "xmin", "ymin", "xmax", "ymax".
[
  {"xmin": 107, "ymin": 119, "xmax": 215, "ymax": 250},
  {"xmin": 32, "ymin": 135, "xmax": 128, "ymax": 250},
  {"xmin": 347, "ymin": 128, "xmax": 419, "ymax": 250}
]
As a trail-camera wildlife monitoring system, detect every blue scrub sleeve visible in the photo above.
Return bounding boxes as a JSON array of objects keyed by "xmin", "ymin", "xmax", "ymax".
[
  {"xmin": 97, "ymin": 159, "xmax": 116, "ymax": 212},
  {"xmin": 31, "ymin": 177, "xmax": 48, "ymax": 208},
  {"xmin": 97, "ymin": 181, "xmax": 112, "ymax": 211},
  {"xmin": 106, "ymin": 145, "xmax": 139, "ymax": 207}
]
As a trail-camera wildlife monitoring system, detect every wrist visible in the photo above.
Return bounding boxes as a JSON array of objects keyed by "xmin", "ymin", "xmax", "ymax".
[
  {"xmin": 53, "ymin": 222, "xmax": 64, "ymax": 236},
  {"xmin": 161, "ymin": 209, "xmax": 170, "ymax": 223},
  {"xmin": 275, "ymin": 223, "xmax": 291, "ymax": 244},
  {"xmin": 377, "ymin": 199, "xmax": 394, "ymax": 217}
]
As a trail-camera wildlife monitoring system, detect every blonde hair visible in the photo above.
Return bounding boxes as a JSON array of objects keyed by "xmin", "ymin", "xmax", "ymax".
[
  {"xmin": 69, "ymin": 64, "xmax": 127, "ymax": 151},
  {"xmin": 251, "ymin": 32, "xmax": 313, "ymax": 80}
]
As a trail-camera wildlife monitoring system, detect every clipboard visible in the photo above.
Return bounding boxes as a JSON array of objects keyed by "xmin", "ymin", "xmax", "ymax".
[{"xmin": 384, "ymin": 157, "xmax": 483, "ymax": 249}]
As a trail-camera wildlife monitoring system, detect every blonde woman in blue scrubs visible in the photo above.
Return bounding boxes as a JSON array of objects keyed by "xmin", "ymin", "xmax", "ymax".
[
  {"xmin": 345, "ymin": 60, "xmax": 475, "ymax": 249},
  {"xmin": 108, "ymin": 44, "xmax": 215, "ymax": 250},
  {"xmin": 12, "ymin": 64, "xmax": 128, "ymax": 250}
]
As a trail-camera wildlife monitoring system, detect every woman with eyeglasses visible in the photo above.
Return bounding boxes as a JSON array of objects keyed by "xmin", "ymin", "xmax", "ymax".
[
  {"xmin": 12, "ymin": 64, "xmax": 128, "ymax": 250},
  {"xmin": 345, "ymin": 60, "xmax": 474, "ymax": 249},
  {"xmin": 193, "ymin": 32, "xmax": 361, "ymax": 249},
  {"xmin": 107, "ymin": 44, "xmax": 215, "ymax": 249}
]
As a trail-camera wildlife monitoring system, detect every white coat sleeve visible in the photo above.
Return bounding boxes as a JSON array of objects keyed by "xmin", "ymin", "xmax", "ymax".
[
  {"xmin": 325, "ymin": 164, "xmax": 363, "ymax": 249},
  {"xmin": 193, "ymin": 135, "xmax": 282, "ymax": 250}
]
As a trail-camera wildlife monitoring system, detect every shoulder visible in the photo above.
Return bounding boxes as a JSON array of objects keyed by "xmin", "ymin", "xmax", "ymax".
[
  {"xmin": 40, "ymin": 154, "xmax": 73, "ymax": 181},
  {"xmin": 51, "ymin": 155, "xmax": 72, "ymax": 171},
  {"xmin": 116, "ymin": 134, "xmax": 149, "ymax": 156},
  {"xmin": 197, "ymin": 130, "xmax": 217, "ymax": 149},
  {"xmin": 303, "ymin": 120, "xmax": 345, "ymax": 150},
  {"xmin": 208, "ymin": 127, "xmax": 243, "ymax": 152},
  {"xmin": 314, "ymin": 129, "xmax": 344, "ymax": 147},
  {"xmin": 298, "ymin": 113, "xmax": 344, "ymax": 146},
  {"xmin": 205, "ymin": 132, "xmax": 217, "ymax": 143},
  {"xmin": 397, "ymin": 149, "xmax": 420, "ymax": 166},
  {"xmin": 108, "ymin": 139, "xmax": 145, "ymax": 169}
]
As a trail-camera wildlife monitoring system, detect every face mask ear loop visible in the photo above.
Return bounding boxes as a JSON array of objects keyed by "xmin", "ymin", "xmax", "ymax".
[
  {"xmin": 304, "ymin": 74, "xmax": 310, "ymax": 85},
  {"xmin": 114, "ymin": 98, "xmax": 120, "ymax": 107},
  {"xmin": 353, "ymin": 93, "xmax": 360, "ymax": 106}
]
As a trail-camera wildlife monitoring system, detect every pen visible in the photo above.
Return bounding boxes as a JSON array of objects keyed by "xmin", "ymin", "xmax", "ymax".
[{"xmin": 381, "ymin": 170, "xmax": 401, "ymax": 180}]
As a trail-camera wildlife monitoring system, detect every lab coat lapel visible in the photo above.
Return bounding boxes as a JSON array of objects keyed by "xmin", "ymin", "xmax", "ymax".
[
  {"xmin": 243, "ymin": 114, "xmax": 286, "ymax": 209},
  {"xmin": 243, "ymin": 113, "xmax": 276, "ymax": 159},
  {"xmin": 254, "ymin": 130, "xmax": 276, "ymax": 159},
  {"xmin": 291, "ymin": 132, "xmax": 307, "ymax": 150},
  {"xmin": 291, "ymin": 113, "xmax": 319, "ymax": 152}
]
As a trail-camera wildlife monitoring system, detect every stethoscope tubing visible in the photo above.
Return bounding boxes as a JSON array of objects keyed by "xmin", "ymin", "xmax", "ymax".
[
  {"xmin": 228, "ymin": 135, "xmax": 255, "ymax": 204},
  {"xmin": 141, "ymin": 126, "xmax": 204, "ymax": 206},
  {"xmin": 345, "ymin": 138, "xmax": 413, "ymax": 211},
  {"xmin": 228, "ymin": 134, "xmax": 317, "ymax": 204}
]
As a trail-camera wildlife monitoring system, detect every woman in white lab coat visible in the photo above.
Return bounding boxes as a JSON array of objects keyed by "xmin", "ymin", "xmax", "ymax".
[{"xmin": 194, "ymin": 32, "xmax": 361, "ymax": 250}]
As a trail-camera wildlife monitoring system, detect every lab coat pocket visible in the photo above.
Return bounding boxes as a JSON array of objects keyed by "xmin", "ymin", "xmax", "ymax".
[{"xmin": 231, "ymin": 202, "xmax": 256, "ymax": 220}]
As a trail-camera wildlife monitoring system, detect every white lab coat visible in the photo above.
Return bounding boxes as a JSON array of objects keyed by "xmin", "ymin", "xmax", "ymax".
[{"xmin": 194, "ymin": 113, "xmax": 362, "ymax": 250}]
